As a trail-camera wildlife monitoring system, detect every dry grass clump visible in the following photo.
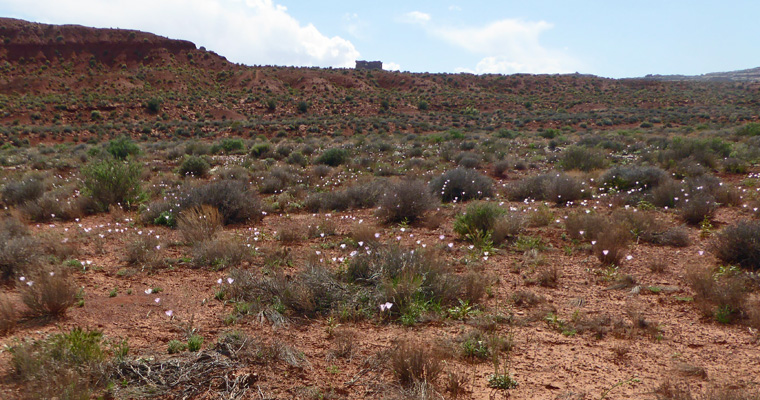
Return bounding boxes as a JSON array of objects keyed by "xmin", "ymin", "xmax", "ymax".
[
  {"xmin": 124, "ymin": 234, "xmax": 161, "ymax": 267},
  {"xmin": 177, "ymin": 205, "xmax": 222, "ymax": 244},
  {"xmin": 0, "ymin": 214, "xmax": 39, "ymax": 280},
  {"xmin": 389, "ymin": 340, "xmax": 444, "ymax": 387},
  {"xmin": 377, "ymin": 179, "xmax": 435, "ymax": 223},
  {"xmin": 275, "ymin": 218, "xmax": 306, "ymax": 243},
  {"xmin": 686, "ymin": 266, "xmax": 747, "ymax": 324},
  {"xmin": 592, "ymin": 222, "xmax": 631, "ymax": 266},
  {"xmin": 192, "ymin": 234, "xmax": 252, "ymax": 269},
  {"xmin": 20, "ymin": 268, "xmax": 78, "ymax": 318},
  {"xmin": 0, "ymin": 295, "xmax": 16, "ymax": 335}
]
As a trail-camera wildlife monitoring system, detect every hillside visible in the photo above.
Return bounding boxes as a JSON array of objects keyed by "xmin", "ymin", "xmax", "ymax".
[
  {"xmin": 644, "ymin": 66, "xmax": 760, "ymax": 82},
  {"xmin": 1, "ymin": 17, "xmax": 759, "ymax": 145}
]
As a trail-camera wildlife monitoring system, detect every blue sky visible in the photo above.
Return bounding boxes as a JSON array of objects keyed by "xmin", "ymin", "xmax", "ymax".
[{"xmin": 2, "ymin": 0, "xmax": 758, "ymax": 78}]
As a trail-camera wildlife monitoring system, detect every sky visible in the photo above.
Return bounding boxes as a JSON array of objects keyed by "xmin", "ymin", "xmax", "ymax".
[{"xmin": 1, "ymin": 0, "xmax": 759, "ymax": 78}]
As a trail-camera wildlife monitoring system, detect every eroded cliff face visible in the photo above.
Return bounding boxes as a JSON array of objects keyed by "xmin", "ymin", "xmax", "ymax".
[{"xmin": 0, "ymin": 17, "xmax": 196, "ymax": 65}]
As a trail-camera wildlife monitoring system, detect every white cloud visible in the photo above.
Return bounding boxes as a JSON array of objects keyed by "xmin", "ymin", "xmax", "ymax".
[
  {"xmin": 448, "ymin": 5, "xmax": 462, "ymax": 12},
  {"xmin": 1, "ymin": 0, "xmax": 360, "ymax": 68},
  {"xmin": 384, "ymin": 62, "xmax": 401, "ymax": 71},
  {"xmin": 400, "ymin": 11, "xmax": 431, "ymax": 24},
  {"xmin": 403, "ymin": 13, "xmax": 580, "ymax": 74},
  {"xmin": 342, "ymin": 12, "xmax": 367, "ymax": 39}
]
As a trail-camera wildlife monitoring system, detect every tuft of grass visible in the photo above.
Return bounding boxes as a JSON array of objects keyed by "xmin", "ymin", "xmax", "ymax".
[
  {"xmin": 177, "ymin": 205, "xmax": 223, "ymax": 245},
  {"xmin": 389, "ymin": 340, "xmax": 444, "ymax": 387},
  {"xmin": 20, "ymin": 269, "xmax": 77, "ymax": 318}
]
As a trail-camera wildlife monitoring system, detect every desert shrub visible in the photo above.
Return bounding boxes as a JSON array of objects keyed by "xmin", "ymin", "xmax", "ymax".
[
  {"xmin": 10, "ymin": 327, "xmax": 110, "ymax": 399},
  {"xmin": 377, "ymin": 179, "xmax": 435, "ymax": 223},
  {"xmin": 687, "ymin": 267, "xmax": 746, "ymax": 323},
  {"xmin": 349, "ymin": 246, "xmax": 461, "ymax": 320},
  {"xmin": 0, "ymin": 295, "xmax": 16, "ymax": 335},
  {"xmin": 723, "ymin": 157, "xmax": 748, "ymax": 174},
  {"xmin": 2, "ymin": 175, "xmax": 44, "ymax": 206},
  {"xmin": 258, "ymin": 166, "xmax": 299, "ymax": 194},
  {"xmin": 453, "ymin": 202, "xmax": 504, "ymax": 243},
  {"xmin": 192, "ymin": 234, "xmax": 251, "ymax": 269},
  {"xmin": 650, "ymin": 178, "xmax": 683, "ymax": 208},
  {"xmin": 178, "ymin": 155, "xmax": 210, "ymax": 177},
  {"xmin": 565, "ymin": 212, "xmax": 607, "ymax": 241},
  {"xmin": 508, "ymin": 173, "xmax": 587, "ymax": 204},
  {"xmin": 737, "ymin": 122, "xmax": 760, "ymax": 137},
  {"xmin": 249, "ymin": 142, "xmax": 271, "ymax": 158},
  {"xmin": 492, "ymin": 159, "xmax": 512, "ymax": 178},
  {"xmin": 182, "ymin": 180, "xmax": 263, "ymax": 225},
  {"xmin": 0, "ymin": 216, "xmax": 38, "ymax": 280},
  {"xmin": 215, "ymin": 165, "xmax": 250, "ymax": 182},
  {"xmin": 167, "ymin": 340, "xmax": 187, "ymax": 354},
  {"xmin": 286, "ymin": 151, "xmax": 308, "ymax": 167},
  {"xmin": 275, "ymin": 219, "xmax": 306, "ymax": 243},
  {"xmin": 600, "ymin": 165, "xmax": 668, "ymax": 192},
  {"xmin": 654, "ymin": 226, "xmax": 691, "ymax": 247},
  {"xmin": 106, "ymin": 136, "xmax": 140, "ymax": 160},
  {"xmin": 20, "ymin": 269, "xmax": 77, "ymax": 317},
  {"xmin": 124, "ymin": 234, "xmax": 160, "ymax": 267},
  {"xmin": 593, "ymin": 222, "xmax": 631, "ymax": 266},
  {"xmin": 305, "ymin": 179, "xmax": 387, "ymax": 212},
  {"xmin": 430, "ymin": 168, "xmax": 493, "ymax": 202},
  {"xmin": 491, "ymin": 213, "xmax": 526, "ymax": 245},
  {"xmin": 20, "ymin": 190, "xmax": 91, "ymax": 222},
  {"xmin": 711, "ymin": 220, "xmax": 760, "ymax": 270},
  {"xmin": 680, "ymin": 193, "xmax": 718, "ymax": 225},
  {"xmin": 389, "ymin": 341, "xmax": 444, "ymax": 387},
  {"xmin": 316, "ymin": 147, "xmax": 349, "ymax": 166},
  {"xmin": 81, "ymin": 158, "xmax": 143, "ymax": 211},
  {"xmin": 560, "ymin": 145, "xmax": 607, "ymax": 171},
  {"xmin": 212, "ymin": 138, "xmax": 246, "ymax": 154},
  {"xmin": 177, "ymin": 205, "xmax": 222, "ymax": 244}
]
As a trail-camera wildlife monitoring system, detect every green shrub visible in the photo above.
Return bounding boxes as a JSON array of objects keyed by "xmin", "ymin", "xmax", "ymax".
[
  {"xmin": 187, "ymin": 335, "xmax": 204, "ymax": 352},
  {"xmin": 316, "ymin": 147, "xmax": 349, "ymax": 166},
  {"xmin": 146, "ymin": 97, "xmax": 162, "ymax": 113},
  {"xmin": 81, "ymin": 158, "xmax": 143, "ymax": 211},
  {"xmin": 453, "ymin": 202, "xmax": 504, "ymax": 242},
  {"xmin": 106, "ymin": 136, "xmax": 140, "ymax": 160},
  {"xmin": 736, "ymin": 122, "xmax": 760, "ymax": 137},
  {"xmin": 297, "ymin": 101, "xmax": 309, "ymax": 113},
  {"xmin": 178, "ymin": 155, "xmax": 210, "ymax": 177},
  {"xmin": 212, "ymin": 138, "xmax": 246, "ymax": 154},
  {"xmin": 167, "ymin": 340, "xmax": 187, "ymax": 354},
  {"xmin": 430, "ymin": 168, "xmax": 493, "ymax": 202},
  {"xmin": 10, "ymin": 327, "xmax": 110, "ymax": 399}
]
